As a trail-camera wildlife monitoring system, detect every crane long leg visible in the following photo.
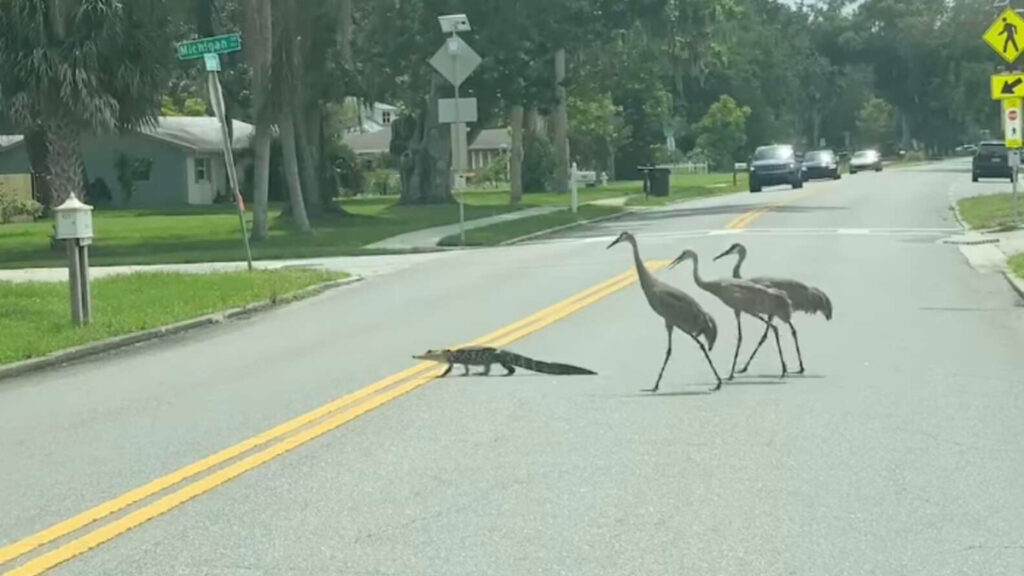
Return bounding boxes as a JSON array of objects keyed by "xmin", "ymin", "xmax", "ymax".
[
  {"xmin": 729, "ymin": 310, "xmax": 742, "ymax": 380},
  {"xmin": 648, "ymin": 323, "xmax": 673, "ymax": 393},
  {"xmin": 687, "ymin": 332, "xmax": 723, "ymax": 391},
  {"xmin": 788, "ymin": 321, "xmax": 806, "ymax": 374},
  {"xmin": 738, "ymin": 318, "xmax": 772, "ymax": 374},
  {"xmin": 753, "ymin": 315, "xmax": 788, "ymax": 378}
]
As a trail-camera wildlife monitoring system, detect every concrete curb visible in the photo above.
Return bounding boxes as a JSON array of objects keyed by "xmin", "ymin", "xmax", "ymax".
[
  {"xmin": 951, "ymin": 198, "xmax": 969, "ymax": 232},
  {"xmin": 0, "ymin": 276, "xmax": 363, "ymax": 383},
  {"xmin": 499, "ymin": 208, "xmax": 636, "ymax": 246},
  {"xmin": 1004, "ymin": 270, "xmax": 1024, "ymax": 302}
]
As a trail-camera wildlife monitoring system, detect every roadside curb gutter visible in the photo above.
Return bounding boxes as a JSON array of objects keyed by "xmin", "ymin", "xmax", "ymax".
[
  {"xmin": 948, "ymin": 197, "xmax": 1024, "ymax": 302},
  {"xmin": 0, "ymin": 276, "xmax": 363, "ymax": 383},
  {"xmin": 498, "ymin": 208, "xmax": 636, "ymax": 246}
]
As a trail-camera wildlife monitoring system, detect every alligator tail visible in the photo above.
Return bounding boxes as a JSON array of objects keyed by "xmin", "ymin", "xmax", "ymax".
[{"xmin": 504, "ymin": 352, "xmax": 597, "ymax": 375}]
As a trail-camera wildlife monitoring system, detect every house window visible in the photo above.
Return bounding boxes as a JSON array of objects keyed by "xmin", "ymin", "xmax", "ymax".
[
  {"xmin": 381, "ymin": 111, "xmax": 392, "ymax": 126},
  {"xmin": 194, "ymin": 158, "xmax": 209, "ymax": 183}
]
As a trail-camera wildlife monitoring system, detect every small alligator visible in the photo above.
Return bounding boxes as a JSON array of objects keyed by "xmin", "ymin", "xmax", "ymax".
[{"xmin": 413, "ymin": 347, "xmax": 597, "ymax": 377}]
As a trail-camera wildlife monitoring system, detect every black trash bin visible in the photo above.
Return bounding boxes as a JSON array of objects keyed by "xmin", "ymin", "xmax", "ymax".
[{"xmin": 648, "ymin": 167, "xmax": 670, "ymax": 197}]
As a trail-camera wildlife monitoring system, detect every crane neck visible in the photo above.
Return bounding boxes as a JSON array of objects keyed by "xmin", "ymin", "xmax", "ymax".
[
  {"xmin": 626, "ymin": 238, "xmax": 655, "ymax": 291},
  {"xmin": 688, "ymin": 253, "xmax": 709, "ymax": 289},
  {"xmin": 731, "ymin": 249, "xmax": 747, "ymax": 279}
]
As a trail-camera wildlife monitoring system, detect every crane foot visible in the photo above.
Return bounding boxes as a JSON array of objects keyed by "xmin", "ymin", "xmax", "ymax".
[{"xmin": 643, "ymin": 386, "xmax": 660, "ymax": 393}]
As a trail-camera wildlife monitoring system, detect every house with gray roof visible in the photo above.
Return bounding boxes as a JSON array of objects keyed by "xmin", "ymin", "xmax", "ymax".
[
  {"xmin": 343, "ymin": 126, "xmax": 511, "ymax": 172},
  {"xmin": 0, "ymin": 117, "xmax": 254, "ymax": 207}
]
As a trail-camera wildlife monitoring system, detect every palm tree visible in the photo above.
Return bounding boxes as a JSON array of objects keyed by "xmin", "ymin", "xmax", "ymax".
[{"xmin": 0, "ymin": 0, "xmax": 174, "ymax": 206}]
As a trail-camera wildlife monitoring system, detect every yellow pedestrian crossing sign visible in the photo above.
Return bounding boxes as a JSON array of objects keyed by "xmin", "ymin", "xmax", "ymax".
[
  {"xmin": 992, "ymin": 73, "xmax": 1024, "ymax": 100},
  {"xmin": 984, "ymin": 8, "xmax": 1024, "ymax": 63}
]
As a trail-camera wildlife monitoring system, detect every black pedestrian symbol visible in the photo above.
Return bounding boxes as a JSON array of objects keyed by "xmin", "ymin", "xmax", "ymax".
[{"xmin": 1001, "ymin": 17, "xmax": 1020, "ymax": 54}]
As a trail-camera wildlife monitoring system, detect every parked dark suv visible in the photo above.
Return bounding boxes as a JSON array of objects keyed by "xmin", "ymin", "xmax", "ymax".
[
  {"xmin": 749, "ymin": 145, "xmax": 802, "ymax": 192},
  {"xmin": 972, "ymin": 141, "xmax": 1013, "ymax": 183}
]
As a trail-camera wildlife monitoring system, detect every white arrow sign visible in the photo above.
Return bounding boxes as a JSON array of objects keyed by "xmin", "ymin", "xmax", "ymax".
[{"xmin": 429, "ymin": 35, "xmax": 481, "ymax": 88}]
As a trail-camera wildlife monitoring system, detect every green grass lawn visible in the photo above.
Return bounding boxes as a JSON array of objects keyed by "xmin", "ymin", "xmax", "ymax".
[
  {"xmin": 625, "ymin": 173, "xmax": 749, "ymax": 207},
  {"xmin": 0, "ymin": 198, "xmax": 520, "ymax": 269},
  {"xmin": 0, "ymin": 269, "xmax": 344, "ymax": 366},
  {"xmin": 438, "ymin": 205, "xmax": 624, "ymax": 246},
  {"xmin": 0, "ymin": 173, "xmax": 743, "ymax": 268},
  {"xmin": 1010, "ymin": 254, "xmax": 1024, "ymax": 279},
  {"xmin": 956, "ymin": 193, "xmax": 1022, "ymax": 230}
]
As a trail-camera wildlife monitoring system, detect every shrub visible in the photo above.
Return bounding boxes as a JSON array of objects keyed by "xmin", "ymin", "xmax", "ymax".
[
  {"xmin": 369, "ymin": 170, "xmax": 399, "ymax": 196},
  {"xmin": 523, "ymin": 132, "xmax": 555, "ymax": 193},
  {"xmin": 0, "ymin": 192, "xmax": 43, "ymax": 223}
]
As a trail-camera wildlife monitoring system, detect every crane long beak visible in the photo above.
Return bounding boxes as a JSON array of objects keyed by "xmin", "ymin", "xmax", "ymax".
[
  {"xmin": 606, "ymin": 237, "xmax": 621, "ymax": 250},
  {"xmin": 668, "ymin": 255, "xmax": 685, "ymax": 269},
  {"xmin": 713, "ymin": 248, "xmax": 733, "ymax": 262}
]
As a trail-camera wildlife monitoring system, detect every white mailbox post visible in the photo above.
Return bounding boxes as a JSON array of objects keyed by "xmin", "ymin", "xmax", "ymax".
[{"xmin": 54, "ymin": 193, "xmax": 94, "ymax": 326}]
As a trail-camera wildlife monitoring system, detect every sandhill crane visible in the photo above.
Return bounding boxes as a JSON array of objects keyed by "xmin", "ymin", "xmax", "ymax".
[
  {"xmin": 670, "ymin": 249, "xmax": 793, "ymax": 380},
  {"xmin": 714, "ymin": 243, "xmax": 833, "ymax": 375},
  {"xmin": 607, "ymin": 232, "xmax": 722, "ymax": 392}
]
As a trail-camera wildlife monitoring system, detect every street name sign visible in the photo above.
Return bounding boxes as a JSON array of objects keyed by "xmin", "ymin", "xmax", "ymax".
[
  {"xmin": 984, "ymin": 8, "xmax": 1024, "ymax": 63},
  {"xmin": 429, "ymin": 35, "xmax": 481, "ymax": 88},
  {"xmin": 1004, "ymin": 97, "xmax": 1022, "ymax": 149},
  {"xmin": 177, "ymin": 34, "xmax": 242, "ymax": 61},
  {"xmin": 992, "ymin": 73, "xmax": 1024, "ymax": 99}
]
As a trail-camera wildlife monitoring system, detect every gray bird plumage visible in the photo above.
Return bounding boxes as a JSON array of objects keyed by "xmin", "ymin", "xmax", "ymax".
[
  {"xmin": 715, "ymin": 242, "xmax": 834, "ymax": 374},
  {"xmin": 607, "ymin": 232, "xmax": 722, "ymax": 392},
  {"xmin": 670, "ymin": 249, "xmax": 793, "ymax": 380}
]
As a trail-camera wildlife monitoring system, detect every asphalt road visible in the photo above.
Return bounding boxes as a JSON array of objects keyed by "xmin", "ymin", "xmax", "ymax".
[{"xmin": 2, "ymin": 160, "xmax": 1024, "ymax": 575}]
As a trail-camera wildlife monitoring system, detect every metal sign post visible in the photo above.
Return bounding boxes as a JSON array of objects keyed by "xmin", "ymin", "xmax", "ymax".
[
  {"xmin": 570, "ymin": 162, "xmax": 579, "ymax": 214},
  {"xmin": 177, "ymin": 35, "xmax": 252, "ymax": 271},
  {"xmin": 430, "ymin": 20, "xmax": 481, "ymax": 245},
  {"xmin": 1005, "ymin": 98, "xmax": 1023, "ymax": 222},
  {"xmin": 54, "ymin": 194, "xmax": 94, "ymax": 327},
  {"xmin": 206, "ymin": 55, "xmax": 253, "ymax": 271},
  {"xmin": 1012, "ymin": 150, "xmax": 1021, "ymax": 222}
]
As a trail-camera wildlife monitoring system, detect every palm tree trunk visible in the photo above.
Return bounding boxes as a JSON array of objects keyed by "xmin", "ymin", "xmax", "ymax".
[
  {"xmin": 509, "ymin": 104, "xmax": 524, "ymax": 206},
  {"xmin": 251, "ymin": 122, "xmax": 272, "ymax": 238},
  {"xmin": 279, "ymin": 113, "xmax": 312, "ymax": 233},
  {"xmin": 245, "ymin": 0, "xmax": 273, "ymax": 240},
  {"xmin": 293, "ymin": 104, "xmax": 322, "ymax": 216},
  {"xmin": 45, "ymin": 119, "xmax": 83, "ymax": 206},
  {"xmin": 552, "ymin": 48, "xmax": 571, "ymax": 194},
  {"xmin": 25, "ymin": 130, "xmax": 53, "ymax": 209}
]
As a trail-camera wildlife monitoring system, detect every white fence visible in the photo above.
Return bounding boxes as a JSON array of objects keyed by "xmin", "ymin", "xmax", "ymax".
[{"xmin": 667, "ymin": 162, "xmax": 710, "ymax": 175}]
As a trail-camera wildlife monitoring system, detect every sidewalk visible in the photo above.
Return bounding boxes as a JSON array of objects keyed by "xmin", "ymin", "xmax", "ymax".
[
  {"xmin": 951, "ymin": 226, "xmax": 1024, "ymax": 293},
  {"xmin": 0, "ymin": 252, "xmax": 459, "ymax": 284},
  {"xmin": 365, "ymin": 206, "xmax": 560, "ymax": 250}
]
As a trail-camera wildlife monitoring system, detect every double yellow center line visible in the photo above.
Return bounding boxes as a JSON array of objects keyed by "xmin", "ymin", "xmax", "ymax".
[
  {"xmin": 725, "ymin": 189, "xmax": 818, "ymax": 230},
  {"xmin": 1, "ymin": 262, "xmax": 667, "ymax": 576}
]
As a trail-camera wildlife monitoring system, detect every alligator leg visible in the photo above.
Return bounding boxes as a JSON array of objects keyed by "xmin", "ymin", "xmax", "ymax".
[
  {"xmin": 501, "ymin": 363, "xmax": 516, "ymax": 376},
  {"xmin": 441, "ymin": 363, "xmax": 453, "ymax": 377}
]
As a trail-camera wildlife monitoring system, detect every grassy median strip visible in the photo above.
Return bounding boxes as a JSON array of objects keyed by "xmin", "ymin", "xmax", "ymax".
[
  {"xmin": 438, "ymin": 205, "xmax": 624, "ymax": 246},
  {"xmin": 1010, "ymin": 254, "xmax": 1024, "ymax": 279},
  {"xmin": 956, "ymin": 193, "xmax": 1022, "ymax": 230},
  {"xmin": 0, "ymin": 269, "xmax": 345, "ymax": 366}
]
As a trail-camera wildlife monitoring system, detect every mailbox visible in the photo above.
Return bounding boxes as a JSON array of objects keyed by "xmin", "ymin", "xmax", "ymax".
[{"xmin": 54, "ymin": 194, "xmax": 94, "ymax": 240}]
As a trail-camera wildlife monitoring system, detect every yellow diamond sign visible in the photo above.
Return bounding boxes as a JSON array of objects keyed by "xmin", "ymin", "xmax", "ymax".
[{"xmin": 984, "ymin": 8, "xmax": 1024, "ymax": 63}]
